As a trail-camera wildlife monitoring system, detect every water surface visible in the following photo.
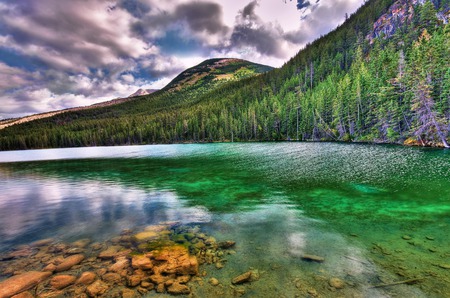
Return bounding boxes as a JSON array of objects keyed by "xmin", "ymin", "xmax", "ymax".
[{"xmin": 0, "ymin": 143, "xmax": 449, "ymax": 297}]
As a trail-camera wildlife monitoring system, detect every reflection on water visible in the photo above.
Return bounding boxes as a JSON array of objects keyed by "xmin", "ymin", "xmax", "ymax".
[{"xmin": 0, "ymin": 143, "xmax": 449, "ymax": 297}]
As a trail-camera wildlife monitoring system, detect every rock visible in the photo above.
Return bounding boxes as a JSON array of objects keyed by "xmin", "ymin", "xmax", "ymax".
[
  {"xmin": 127, "ymin": 275, "xmax": 142, "ymax": 287},
  {"xmin": 426, "ymin": 236, "xmax": 435, "ymax": 240},
  {"xmin": 131, "ymin": 255, "xmax": 153, "ymax": 270},
  {"xmin": 233, "ymin": 286, "xmax": 246, "ymax": 296},
  {"xmin": 149, "ymin": 274, "xmax": 171, "ymax": 285},
  {"xmin": 167, "ymin": 282, "xmax": 190, "ymax": 295},
  {"xmin": 402, "ymin": 235, "xmax": 412, "ymax": 240},
  {"xmin": 141, "ymin": 281, "xmax": 154, "ymax": 289},
  {"xmin": 66, "ymin": 248, "xmax": 84, "ymax": 254},
  {"xmin": 72, "ymin": 238, "xmax": 91, "ymax": 248},
  {"xmin": 209, "ymin": 277, "xmax": 219, "ymax": 286},
  {"xmin": 109, "ymin": 257, "xmax": 130, "ymax": 272},
  {"xmin": 437, "ymin": 264, "xmax": 450, "ymax": 269},
  {"xmin": 329, "ymin": 277, "xmax": 345, "ymax": 289},
  {"xmin": 86, "ymin": 280, "xmax": 109, "ymax": 297},
  {"xmin": 122, "ymin": 288, "xmax": 136, "ymax": 298},
  {"xmin": 55, "ymin": 254, "xmax": 85, "ymax": 272},
  {"xmin": 0, "ymin": 271, "xmax": 52, "ymax": 298},
  {"xmin": 133, "ymin": 231, "xmax": 159, "ymax": 242},
  {"xmin": 50, "ymin": 275, "xmax": 77, "ymax": 290},
  {"xmin": 156, "ymin": 283, "xmax": 165, "ymax": 293},
  {"xmin": 215, "ymin": 262, "xmax": 224, "ymax": 269},
  {"xmin": 43, "ymin": 263, "xmax": 57, "ymax": 272},
  {"xmin": 76, "ymin": 272, "xmax": 97, "ymax": 285},
  {"xmin": 102, "ymin": 272, "xmax": 122, "ymax": 284},
  {"xmin": 218, "ymin": 241, "xmax": 236, "ymax": 249},
  {"xmin": 154, "ymin": 246, "xmax": 198, "ymax": 275},
  {"xmin": 11, "ymin": 292, "xmax": 33, "ymax": 298},
  {"xmin": 232, "ymin": 271, "xmax": 253, "ymax": 285},
  {"xmin": 31, "ymin": 238, "xmax": 54, "ymax": 247},
  {"xmin": 176, "ymin": 275, "xmax": 190, "ymax": 284},
  {"xmin": 301, "ymin": 254, "xmax": 325, "ymax": 263},
  {"xmin": 98, "ymin": 246, "xmax": 123, "ymax": 259}
]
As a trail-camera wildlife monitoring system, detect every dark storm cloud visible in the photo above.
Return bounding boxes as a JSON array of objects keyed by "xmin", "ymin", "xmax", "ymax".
[
  {"xmin": 175, "ymin": 2, "xmax": 229, "ymax": 35},
  {"xmin": 229, "ymin": 1, "xmax": 286, "ymax": 58}
]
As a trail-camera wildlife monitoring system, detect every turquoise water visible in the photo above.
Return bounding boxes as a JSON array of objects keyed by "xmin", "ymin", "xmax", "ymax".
[{"xmin": 0, "ymin": 143, "xmax": 449, "ymax": 297}]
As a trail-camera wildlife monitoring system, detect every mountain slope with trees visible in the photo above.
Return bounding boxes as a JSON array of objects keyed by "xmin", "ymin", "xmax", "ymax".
[{"xmin": 0, "ymin": 0, "xmax": 449, "ymax": 150}]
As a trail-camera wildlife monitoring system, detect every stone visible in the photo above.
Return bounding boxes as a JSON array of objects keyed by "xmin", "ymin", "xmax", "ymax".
[
  {"xmin": 86, "ymin": 280, "xmax": 109, "ymax": 297},
  {"xmin": 55, "ymin": 254, "xmax": 85, "ymax": 272},
  {"xmin": 0, "ymin": 271, "xmax": 52, "ymax": 298},
  {"xmin": 102, "ymin": 272, "xmax": 122, "ymax": 284},
  {"xmin": 231, "ymin": 271, "xmax": 253, "ymax": 285},
  {"xmin": 133, "ymin": 231, "xmax": 159, "ymax": 242},
  {"xmin": 176, "ymin": 275, "xmax": 191, "ymax": 284},
  {"xmin": 31, "ymin": 238, "xmax": 54, "ymax": 247},
  {"xmin": 301, "ymin": 254, "xmax": 325, "ymax": 263},
  {"xmin": 209, "ymin": 277, "xmax": 219, "ymax": 286},
  {"xmin": 149, "ymin": 274, "xmax": 171, "ymax": 285},
  {"xmin": 98, "ymin": 246, "xmax": 123, "ymax": 259},
  {"xmin": 154, "ymin": 246, "xmax": 198, "ymax": 275},
  {"xmin": 43, "ymin": 263, "xmax": 57, "ymax": 272},
  {"xmin": 426, "ymin": 236, "xmax": 435, "ymax": 240},
  {"xmin": 218, "ymin": 241, "xmax": 236, "ymax": 249},
  {"xmin": 438, "ymin": 264, "xmax": 450, "ymax": 269},
  {"xmin": 66, "ymin": 248, "xmax": 84, "ymax": 254},
  {"xmin": 72, "ymin": 239, "xmax": 91, "ymax": 248},
  {"xmin": 11, "ymin": 292, "xmax": 33, "ymax": 298},
  {"xmin": 109, "ymin": 257, "xmax": 130, "ymax": 272},
  {"xmin": 156, "ymin": 283, "xmax": 165, "ymax": 293},
  {"xmin": 50, "ymin": 275, "xmax": 77, "ymax": 290},
  {"xmin": 402, "ymin": 235, "xmax": 412, "ymax": 240},
  {"xmin": 122, "ymin": 288, "xmax": 136, "ymax": 298},
  {"xmin": 131, "ymin": 255, "xmax": 153, "ymax": 270},
  {"xmin": 167, "ymin": 282, "xmax": 190, "ymax": 295},
  {"xmin": 127, "ymin": 275, "xmax": 142, "ymax": 287},
  {"xmin": 215, "ymin": 262, "xmax": 224, "ymax": 269},
  {"xmin": 329, "ymin": 277, "xmax": 345, "ymax": 289},
  {"xmin": 141, "ymin": 281, "xmax": 154, "ymax": 289},
  {"xmin": 76, "ymin": 272, "xmax": 97, "ymax": 285}
]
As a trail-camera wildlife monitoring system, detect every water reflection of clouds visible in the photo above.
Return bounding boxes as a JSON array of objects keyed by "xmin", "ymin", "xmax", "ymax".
[{"xmin": 0, "ymin": 176, "xmax": 211, "ymax": 248}]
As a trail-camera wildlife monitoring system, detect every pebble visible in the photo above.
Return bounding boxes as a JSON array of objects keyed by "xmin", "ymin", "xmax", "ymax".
[
  {"xmin": 209, "ymin": 277, "xmax": 220, "ymax": 286},
  {"xmin": 55, "ymin": 254, "xmax": 85, "ymax": 272},
  {"xmin": 402, "ymin": 235, "xmax": 412, "ymax": 240},
  {"xmin": 426, "ymin": 236, "xmax": 435, "ymax": 241},
  {"xmin": 301, "ymin": 254, "xmax": 325, "ymax": 263},
  {"xmin": 329, "ymin": 277, "xmax": 345, "ymax": 289}
]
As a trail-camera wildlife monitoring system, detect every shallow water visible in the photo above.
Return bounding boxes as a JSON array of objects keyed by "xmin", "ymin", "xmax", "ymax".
[{"xmin": 0, "ymin": 143, "xmax": 449, "ymax": 297}]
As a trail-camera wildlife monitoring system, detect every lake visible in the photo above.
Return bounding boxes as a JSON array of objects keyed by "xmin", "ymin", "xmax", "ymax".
[{"xmin": 0, "ymin": 143, "xmax": 449, "ymax": 297}]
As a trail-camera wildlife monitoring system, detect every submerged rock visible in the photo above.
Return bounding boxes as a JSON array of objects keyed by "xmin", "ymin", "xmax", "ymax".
[
  {"xmin": 76, "ymin": 272, "xmax": 97, "ymax": 285},
  {"xmin": 301, "ymin": 254, "xmax": 325, "ymax": 263},
  {"xmin": 329, "ymin": 277, "xmax": 346, "ymax": 289},
  {"xmin": 209, "ymin": 277, "xmax": 219, "ymax": 286},
  {"xmin": 218, "ymin": 241, "xmax": 236, "ymax": 249},
  {"xmin": 55, "ymin": 254, "xmax": 85, "ymax": 272},
  {"xmin": 167, "ymin": 282, "xmax": 190, "ymax": 295},
  {"xmin": 131, "ymin": 255, "xmax": 153, "ymax": 270},
  {"xmin": 231, "ymin": 271, "xmax": 253, "ymax": 285},
  {"xmin": 86, "ymin": 280, "xmax": 109, "ymax": 297},
  {"xmin": 0, "ymin": 271, "xmax": 52, "ymax": 298},
  {"xmin": 50, "ymin": 275, "xmax": 77, "ymax": 290},
  {"xmin": 402, "ymin": 235, "xmax": 412, "ymax": 240},
  {"xmin": 11, "ymin": 292, "xmax": 34, "ymax": 298}
]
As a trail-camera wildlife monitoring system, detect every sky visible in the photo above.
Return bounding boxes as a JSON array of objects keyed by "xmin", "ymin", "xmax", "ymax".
[{"xmin": 0, "ymin": 0, "xmax": 365, "ymax": 119}]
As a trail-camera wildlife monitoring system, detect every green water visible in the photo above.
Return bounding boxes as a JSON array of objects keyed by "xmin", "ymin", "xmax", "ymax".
[{"xmin": 0, "ymin": 143, "xmax": 449, "ymax": 297}]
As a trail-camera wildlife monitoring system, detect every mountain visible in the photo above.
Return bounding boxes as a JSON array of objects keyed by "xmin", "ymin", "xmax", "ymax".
[
  {"xmin": 129, "ymin": 89, "xmax": 159, "ymax": 97},
  {"xmin": 0, "ymin": 0, "xmax": 449, "ymax": 150}
]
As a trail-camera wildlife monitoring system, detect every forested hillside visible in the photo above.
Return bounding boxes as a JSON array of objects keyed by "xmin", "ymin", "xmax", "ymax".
[{"xmin": 1, "ymin": 0, "xmax": 449, "ymax": 150}]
